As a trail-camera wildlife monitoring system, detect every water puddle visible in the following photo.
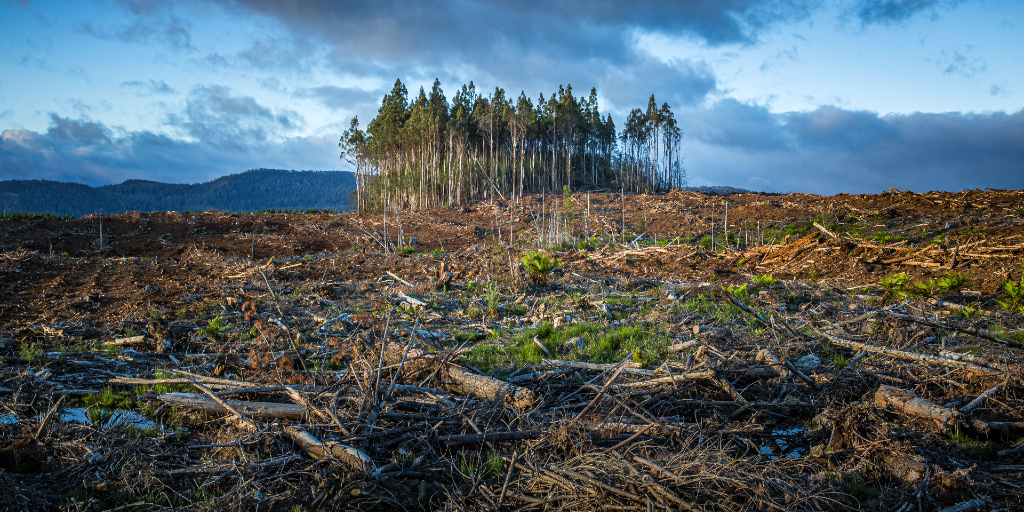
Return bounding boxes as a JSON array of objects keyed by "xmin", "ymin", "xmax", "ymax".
[
  {"xmin": 0, "ymin": 413, "xmax": 18, "ymax": 425},
  {"xmin": 760, "ymin": 427, "xmax": 806, "ymax": 459},
  {"xmin": 55, "ymin": 407, "xmax": 158, "ymax": 430}
]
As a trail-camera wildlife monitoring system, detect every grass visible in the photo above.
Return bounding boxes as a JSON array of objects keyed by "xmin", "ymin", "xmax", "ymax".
[
  {"xmin": 949, "ymin": 428, "xmax": 993, "ymax": 459},
  {"xmin": 461, "ymin": 321, "xmax": 671, "ymax": 373},
  {"xmin": 83, "ymin": 386, "xmax": 141, "ymax": 410}
]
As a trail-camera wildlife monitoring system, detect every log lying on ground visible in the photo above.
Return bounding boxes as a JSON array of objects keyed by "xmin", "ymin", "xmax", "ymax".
[
  {"xmin": 157, "ymin": 393, "xmax": 307, "ymax": 419},
  {"xmin": 874, "ymin": 385, "xmax": 961, "ymax": 431},
  {"xmin": 283, "ymin": 426, "xmax": 373, "ymax": 471},
  {"xmin": 818, "ymin": 332, "xmax": 1004, "ymax": 376},
  {"xmin": 383, "ymin": 341, "xmax": 535, "ymax": 409}
]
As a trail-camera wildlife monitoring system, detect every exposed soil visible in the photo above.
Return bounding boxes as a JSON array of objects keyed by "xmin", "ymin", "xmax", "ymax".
[{"xmin": 0, "ymin": 188, "xmax": 1022, "ymax": 511}]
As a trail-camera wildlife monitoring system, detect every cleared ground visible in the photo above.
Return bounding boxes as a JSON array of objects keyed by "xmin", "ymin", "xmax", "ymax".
[{"xmin": 1, "ymin": 188, "xmax": 1022, "ymax": 511}]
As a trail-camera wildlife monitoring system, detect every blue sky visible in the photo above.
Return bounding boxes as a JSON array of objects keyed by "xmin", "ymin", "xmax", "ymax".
[{"xmin": 1, "ymin": 0, "xmax": 1021, "ymax": 193}]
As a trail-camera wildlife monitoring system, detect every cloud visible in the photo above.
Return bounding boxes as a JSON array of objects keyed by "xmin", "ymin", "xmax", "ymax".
[
  {"xmin": 119, "ymin": 79, "xmax": 177, "ymax": 96},
  {"xmin": 165, "ymin": 0, "xmax": 812, "ymax": 112},
  {"xmin": 849, "ymin": 0, "xmax": 964, "ymax": 26},
  {"xmin": 294, "ymin": 86, "xmax": 380, "ymax": 111},
  {"xmin": 938, "ymin": 47, "xmax": 986, "ymax": 78},
  {"xmin": 1, "ymin": 113, "xmax": 341, "ymax": 186},
  {"xmin": 79, "ymin": 1, "xmax": 194, "ymax": 51},
  {"xmin": 684, "ymin": 100, "xmax": 1024, "ymax": 193},
  {"xmin": 165, "ymin": 85, "xmax": 305, "ymax": 149},
  {"xmin": 0, "ymin": 110, "xmax": 12, "ymax": 121},
  {"xmin": 989, "ymin": 83, "xmax": 1009, "ymax": 98}
]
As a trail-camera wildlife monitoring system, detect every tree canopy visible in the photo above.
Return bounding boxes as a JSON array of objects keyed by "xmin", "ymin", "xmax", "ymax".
[{"xmin": 340, "ymin": 79, "xmax": 686, "ymax": 212}]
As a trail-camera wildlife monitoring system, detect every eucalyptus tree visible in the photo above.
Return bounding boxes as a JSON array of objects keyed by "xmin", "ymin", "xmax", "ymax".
[{"xmin": 340, "ymin": 79, "xmax": 686, "ymax": 212}]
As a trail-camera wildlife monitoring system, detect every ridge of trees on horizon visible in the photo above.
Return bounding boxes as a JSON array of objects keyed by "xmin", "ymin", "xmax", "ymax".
[{"xmin": 340, "ymin": 79, "xmax": 687, "ymax": 213}]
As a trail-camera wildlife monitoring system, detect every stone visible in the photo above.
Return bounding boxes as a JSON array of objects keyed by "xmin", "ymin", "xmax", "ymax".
[{"xmin": 794, "ymin": 354, "xmax": 821, "ymax": 374}]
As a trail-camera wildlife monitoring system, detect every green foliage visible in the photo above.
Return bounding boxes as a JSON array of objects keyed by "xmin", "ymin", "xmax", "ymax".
[
  {"xmin": 396, "ymin": 246, "xmax": 416, "ymax": 256},
  {"xmin": 882, "ymin": 271, "xmax": 969, "ymax": 300},
  {"xmin": 752, "ymin": 274, "xmax": 777, "ymax": 286},
  {"xmin": 997, "ymin": 267, "xmax": 1024, "ymax": 313},
  {"xmin": 840, "ymin": 473, "xmax": 879, "ymax": 503},
  {"xmin": 84, "ymin": 387, "xmax": 140, "ymax": 410},
  {"xmin": 202, "ymin": 315, "xmax": 232, "ymax": 342},
  {"xmin": 18, "ymin": 342, "xmax": 42, "ymax": 362},
  {"xmin": 949, "ymin": 428, "xmax": 993, "ymax": 459},
  {"xmin": 484, "ymin": 281, "xmax": 501, "ymax": 313},
  {"xmin": 585, "ymin": 325, "xmax": 669, "ymax": 365},
  {"xmin": 521, "ymin": 252, "xmax": 561, "ymax": 286}
]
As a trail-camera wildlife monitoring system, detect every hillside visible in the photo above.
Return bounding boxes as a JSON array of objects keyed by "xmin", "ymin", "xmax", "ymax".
[{"xmin": 0, "ymin": 169, "xmax": 355, "ymax": 216}]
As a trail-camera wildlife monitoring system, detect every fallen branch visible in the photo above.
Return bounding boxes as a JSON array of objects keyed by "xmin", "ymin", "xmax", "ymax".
[
  {"xmin": 817, "ymin": 332, "xmax": 1004, "ymax": 376},
  {"xmin": 283, "ymin": 426, "xmax": 374, "ymax": 471},
  {"xmin": 383, "ymin": 341, "xmax": 535, "ymax": 409},
  {"xmin": 157, "ymin": 393, "xmax": 306, "ymax": 419}
]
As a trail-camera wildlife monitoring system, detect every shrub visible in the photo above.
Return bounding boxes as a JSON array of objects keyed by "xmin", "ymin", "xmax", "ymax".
[
  {"xmin": 521, "ymin": 252, "xmax": 560, "ymax": 286},
  {"xmin": 202, "ymin": 315, "xmax": 232, "ymax": 342},
  {"xmin": 997, "ymin": 268, "xmax": 1024, "ymax": 313}
]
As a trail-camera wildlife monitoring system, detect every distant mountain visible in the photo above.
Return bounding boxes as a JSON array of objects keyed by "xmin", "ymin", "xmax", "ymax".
[
  {"xmin": 683, "ymin": 186, "xmax": 752, "ymax": 195},
  {"xmin": 0, "ymin": 169, "xmax": 355, "ymax": 216}
]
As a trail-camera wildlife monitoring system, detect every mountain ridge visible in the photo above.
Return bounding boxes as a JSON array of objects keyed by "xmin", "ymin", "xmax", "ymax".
[{"xmin": 0, "ymin": 169, "xmax": 356, "ymax": 216}]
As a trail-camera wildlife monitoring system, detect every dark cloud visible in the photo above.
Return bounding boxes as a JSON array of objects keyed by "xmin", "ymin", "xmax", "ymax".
[
  {"xmin": 598, "ymin": 57, "xmax": 718, "ymax": 113},
  {"xmin": 166, "ymin": 85, "xmax": 305, "ymax": 149},
  {"xmin": 1, "ymin": 114, "xmax": 340, "ymax": 186},
  {"xmin": 849, "ymin": 0, "xmax": 964, "ymax": 25},
  {"xmin": 685, "ymin": 100, "xmax": 1024, "ymax": 193},
  {"xmin": 45, "ymin": 113, "xmax": 111, "ymax": 144},
  {"xmin": 119, "ymin": 79, "xmax": 177, "ymax": 96},
  {"xmin": 172, "ymin": 0, "xmax": 810, "ymax": 111},
  {"xmin": 294, "ymin": 86, "xmax": 380, "ymax": 111}
]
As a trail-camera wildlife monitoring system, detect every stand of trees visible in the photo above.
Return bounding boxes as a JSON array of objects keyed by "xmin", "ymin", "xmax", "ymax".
[{"xmin": 340, "ymin": 79, "xmax": 686, "ymax": 213}]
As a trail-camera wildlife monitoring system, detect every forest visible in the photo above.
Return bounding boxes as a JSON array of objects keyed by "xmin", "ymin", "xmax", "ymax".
[{"xmin": 340, "ymin": 79, "xmax": 687, "ymax": 213}]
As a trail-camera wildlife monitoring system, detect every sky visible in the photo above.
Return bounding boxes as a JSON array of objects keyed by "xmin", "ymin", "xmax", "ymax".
[{"xmin": 0, "ymin": 0, "xmax": 1021, "ymax": 194}]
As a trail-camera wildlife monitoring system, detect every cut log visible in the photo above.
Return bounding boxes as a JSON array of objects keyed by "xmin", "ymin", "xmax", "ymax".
[
  {"xmin": 157, "ymin": 393, "xmax": 307, "ymax": 419},
  {"xmin": 108, "ymin": 335, "xmax": 147, "ymax": 346},
  {"xmin": 383, "ymin": 341, "xmax": 535, "ymax": 409},
  {"xmin": 874, "ymin": 385, "xmax": 960, "ymax": 431},
  {"xmin": 283, "ymin": 426, "xmax": 373, "ymax": 471}
]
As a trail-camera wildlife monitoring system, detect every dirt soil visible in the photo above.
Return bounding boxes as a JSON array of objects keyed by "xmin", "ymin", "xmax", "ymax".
[{"xmin": 0, "ymin": 188, "xmax": 1022, "ymax": 511}]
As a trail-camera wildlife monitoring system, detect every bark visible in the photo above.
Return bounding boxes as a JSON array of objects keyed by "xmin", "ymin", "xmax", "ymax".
[
  {"xmin": 157, "ymin": 393, "xmax": 306, "ymax": 420},
  {"xmin": 874, "ymin": 385, "xmax": 961, "ymax": 431},
  {"xmin": 283, "ymin": 426, "xmax": 373, "ymax": 472},
  {"xmin": 383, "ymin": 341, "xmax": 535, "ymax": 409}
]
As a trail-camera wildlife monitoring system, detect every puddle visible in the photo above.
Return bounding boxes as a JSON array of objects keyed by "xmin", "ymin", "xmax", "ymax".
[
  {"xmin": 0, "ymin": 413, "xmax": 18, "ymax": 425},
  {"xmin": 761, "ymin": 427, "xmax": 807, "ymax": 460},
  {"xmin": 55, "ymin": 407, "xmax": 158, "ymax": 430}
]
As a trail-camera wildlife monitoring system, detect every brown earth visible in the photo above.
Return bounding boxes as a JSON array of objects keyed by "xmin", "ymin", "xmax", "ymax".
[
  {"xmin": 0, "ymin": 188, "xmax": 1022, "ymax": 511},
  {"xmin": 1, "ymin": 187, "xmax": 1021, "ymax": 333}
]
